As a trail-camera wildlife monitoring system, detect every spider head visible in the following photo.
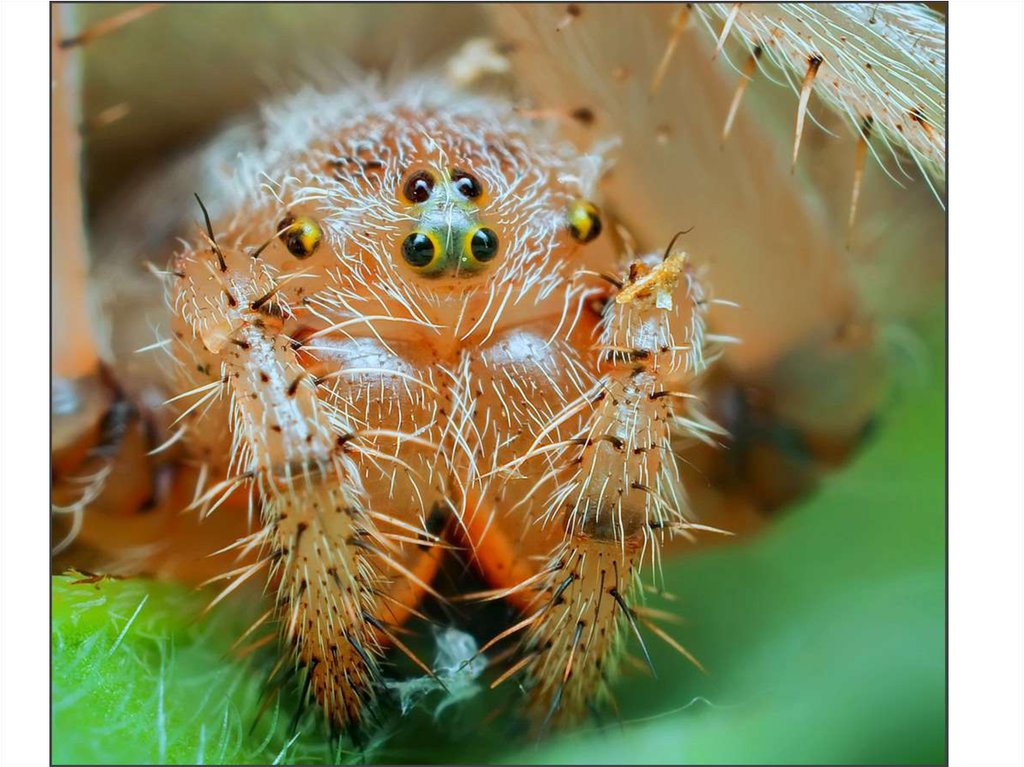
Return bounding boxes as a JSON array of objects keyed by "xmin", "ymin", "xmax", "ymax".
[{"xmin": 303, "ymin": 101, "xmax": 611, "ymax": 306}]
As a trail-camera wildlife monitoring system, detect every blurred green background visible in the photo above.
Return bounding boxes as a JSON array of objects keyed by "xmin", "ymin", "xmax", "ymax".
[{"xmin": 52, "ymin": 318, "xmax": 945, "ymax": 765}]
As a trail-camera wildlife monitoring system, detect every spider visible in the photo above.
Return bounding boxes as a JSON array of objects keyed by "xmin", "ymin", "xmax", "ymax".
[{"xmin": 51, "ymin": 1, "xmax": 946, "ymax": 745}]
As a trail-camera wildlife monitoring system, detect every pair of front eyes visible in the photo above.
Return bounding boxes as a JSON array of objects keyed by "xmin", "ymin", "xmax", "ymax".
[{"xmin": 401, "ymin": 226, "xmax": 499, "ymax": 271}]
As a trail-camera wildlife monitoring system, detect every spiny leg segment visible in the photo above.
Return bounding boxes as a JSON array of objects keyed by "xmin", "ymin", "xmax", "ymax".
[
  {"xmin": 170, "ymin": 206, "xmax": 444, "ymax": 730},
  {"xmin": 468, "ymin": 242, "xmax": 715, "ymax": 727}
]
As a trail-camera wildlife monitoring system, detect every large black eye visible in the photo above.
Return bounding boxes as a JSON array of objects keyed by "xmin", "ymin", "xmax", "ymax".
[
  {"xmin": 401, "ymin": 231, "xmax": 438, "ymax": 268},
  {"xmin": 451, "ymin": 169, "xmax": 483, "ymax": 200},
  {"xmin": 468, "ymin": 227, "xmax": 499, "ymax": 263},
  {"xmin": 402, "ymin": 170, "xmax": 435, "ymax": 204}
]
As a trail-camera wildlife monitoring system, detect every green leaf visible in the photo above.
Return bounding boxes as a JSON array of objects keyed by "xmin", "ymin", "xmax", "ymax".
[{"xmin": 51, "ymin": 576, "xmax": 346, "ymax": 765}]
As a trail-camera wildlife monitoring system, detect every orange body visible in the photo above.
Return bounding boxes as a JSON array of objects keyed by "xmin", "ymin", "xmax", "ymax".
[{"xmin": 49, "ymin": 79, "xmax": 860, "ymax": 732}]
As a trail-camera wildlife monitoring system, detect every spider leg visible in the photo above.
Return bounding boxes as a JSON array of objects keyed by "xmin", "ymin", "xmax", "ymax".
[
  {"xmin": 540, "ymin": 252, "xmax": 713, "ymax": 726},
  {"xmin": 169, "ymin": 238, "xmax": 446, "ymax": 731},
  {"xmin": 51, "ymin": 6, "xmax": 101, "ymax": 390},
  {"xmin": 464, "ymin": 249, "xmax": 711, "ymax": 728},
  {"xmin": 51, "ymin": 8, "xmax": 205, "ymax": 572},
  {"xmin": 51, "ymin": 6, "xmax": 116, "ymax": 534}
]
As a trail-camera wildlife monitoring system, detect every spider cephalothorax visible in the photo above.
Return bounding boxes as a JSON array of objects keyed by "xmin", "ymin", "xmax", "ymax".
[{"xmin": 161, "ymin": 80, "xmax": 713, "ymax": 728}]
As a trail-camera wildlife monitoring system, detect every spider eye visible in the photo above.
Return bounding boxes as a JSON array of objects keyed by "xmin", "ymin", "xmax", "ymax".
[
  {"xmin": 451, "ymin": 169, "xmax": 483, "ymax": 200},
  {"xmin": 567, "ymin": 200, "xmax": 602, "ymax": 244},
  {"xmin": 402, "ymin": 170, "xmax": 436, "ymax": 204},
  {"xmin": 277, "ymin": 215, "xmax": 322, "ymax": 259},
  {"xmin": 465, "ymin": 226, "xmax": 499, "ymax": 264},
  {"xmin": 401, "ymin": 231, "xmax": 442, "ymax": 271}
]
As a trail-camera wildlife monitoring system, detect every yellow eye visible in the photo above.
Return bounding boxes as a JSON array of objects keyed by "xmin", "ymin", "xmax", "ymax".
[
  {"xmin": 277, "ymin": 215, "xmax": 322, "ymax": 259},
  {"xmin": 567, "ymin": 200, "xmax": 602, "ymax": 244},
  {"xmin": 401, "ymin": 230, "xmax": 444, "ymax": 273},
  {"xmin": 463, "ymin": 226, "xmax": 500, "ymax": 267}
]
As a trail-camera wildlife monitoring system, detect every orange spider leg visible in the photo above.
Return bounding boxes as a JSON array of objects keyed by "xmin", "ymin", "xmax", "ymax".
[
  {"xmin": 489, "ymin": 251, "xmax": 711, "ymax": 728},
  {"xmin": 51, "ymin": 7, "xmax": 167, "ymax": 562},
  {"xmin": 52, "ymin": 6, "xmax": 100, "ymax": 388},
  {"xmin": 371, "ymin": 537, "xmax": 447, "ymax": 634},
  {"xmin": 459, "ymin": 490, "xmax": 543, "ymax": 613},
  {"xmin": 52, "ymin": 4, "xmax": 107, "ymax": 478}
]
